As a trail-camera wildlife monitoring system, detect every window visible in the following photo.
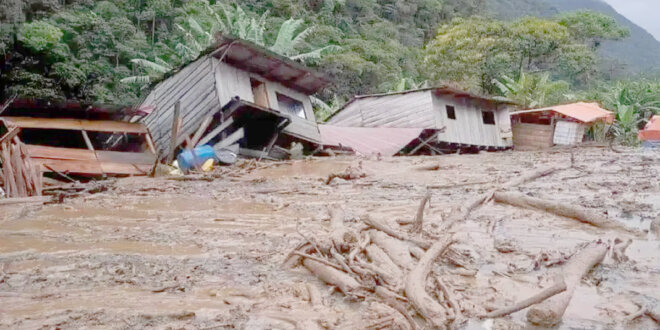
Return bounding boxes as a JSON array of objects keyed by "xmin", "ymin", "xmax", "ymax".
[
  {"xmin": 482, "ymin": 111, "xmax": 496, "ymax": 125},
  {"xmin": 276, "ymin": 93, "xmax": 306, "ymax": 119},
  {"xmin": 446, "ymin": 105, "xmax": 456, "ymax": 120}
]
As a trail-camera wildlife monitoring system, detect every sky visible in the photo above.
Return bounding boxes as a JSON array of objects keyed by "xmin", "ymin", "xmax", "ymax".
[{"xmin": 603, "ymin": 0, "xmax": 660, "ymax": 41}]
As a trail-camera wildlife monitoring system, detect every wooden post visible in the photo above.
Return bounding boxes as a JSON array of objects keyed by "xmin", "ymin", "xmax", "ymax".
[
  {"xmin": 81, "ymin": 130, "xmax": 95, "ymax": 151},
  {"xmin": 167, "ymin": 101, "xmax": 181, "ymax": 164}
]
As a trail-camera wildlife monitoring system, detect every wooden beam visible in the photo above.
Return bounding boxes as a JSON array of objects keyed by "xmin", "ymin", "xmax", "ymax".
[
  {"xmin": 166, "ymin": 101, "xmax": 181, "ymax": 164},
  {"xmin": 81, "ymin": 130, "xmax": 95, "ymax": 151},
  {"xmin": 408, "ymin": 132, "xmax": 440, "ymax": 155},
  {"xmin": 197, "ymin": 116, "xmax": 234, "ymax": 147},
  {"xmin": 214, "ymin": 127, "xmax": 244, "ymax": 150},
  {"xmin": 0, "ymin": 126, "xmax": 20, "ymax": 144},
  {"xmin": 190, "ymin": 115, "xmax": 214, "ymax": 148},
  {"xmin": 145, "ymin": 133, "xmax": 157, "ymax": 155}
]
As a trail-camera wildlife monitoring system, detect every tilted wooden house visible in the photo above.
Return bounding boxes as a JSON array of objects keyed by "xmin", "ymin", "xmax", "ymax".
[
  {"xmin": 138, "ymin": 36, "xmax": 328, "ymax": 158},
  {"xmin": 327, "ymin": 87, "xmax": 515, "ymax": 151}
]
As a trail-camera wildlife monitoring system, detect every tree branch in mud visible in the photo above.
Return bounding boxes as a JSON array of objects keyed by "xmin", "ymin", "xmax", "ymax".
[
  {"xmin": 362, "ymin": 216, "xmax": 430, "ymax": 249},
  {"xmin": 405, "ymin": 236, "xmax": 455, "ymax": 327},
  {"xmin": 412, "ymin": 191, "xmax": 431, "ymax": 233},
  {"xmin": 375, "ymin": 286, "xmax": 418, "ymax": 330},
  {"xmin": 302, "ymin": 259, "xmax": 362, "ymax": 295},
  {"xmin": 484, "ymin": 274, "xmax": 566, "ymax": 318},
  {"xmin": 492, "ymin": 192, "xmax": 640, "ymax": 235},
  {"xmin": 526, "ymin": 241, "xmax": 609, "ymax": 327}
]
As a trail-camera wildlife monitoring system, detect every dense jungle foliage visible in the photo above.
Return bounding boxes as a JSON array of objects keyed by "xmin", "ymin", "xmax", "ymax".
[{"xmin": 0, "ymin": 0, "xmax": 659, "ymax": 144}]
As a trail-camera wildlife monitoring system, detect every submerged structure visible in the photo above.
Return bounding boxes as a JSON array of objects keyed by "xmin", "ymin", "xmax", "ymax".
[
  {"xmin": 325, "ymin": 87, "xmax": 515, "ymax": 153},
  {"xmin": 137, "ymin": 36, "xmax": 328, "ymax": 160},
  {"xmin": 510, "ymin": 102, "xmax": 615, "ymax": 149}
]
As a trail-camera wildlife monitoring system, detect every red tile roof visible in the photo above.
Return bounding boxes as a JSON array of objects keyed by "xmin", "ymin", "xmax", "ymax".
[
  {"xmin": 639, "ymin": 115, "xmax": 660, "ymax": 141},
  {"xmin": 511, "ymin": 102, "xmax": 615, "ymax": 124},
  {"xmin": 319, "ymin": 125, "xmax": 425, "ymax": 156}
]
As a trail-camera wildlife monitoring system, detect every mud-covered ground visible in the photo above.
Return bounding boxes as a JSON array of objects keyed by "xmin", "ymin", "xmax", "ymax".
[{"xmin": 0, "ymin": 147, "xmax": 658, "ymax": 329}]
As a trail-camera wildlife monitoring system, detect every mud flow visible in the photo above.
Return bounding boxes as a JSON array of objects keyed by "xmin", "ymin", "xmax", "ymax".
[{"xmin": 1, "ymin": 147, "xmax": 658, "ymax": 329}]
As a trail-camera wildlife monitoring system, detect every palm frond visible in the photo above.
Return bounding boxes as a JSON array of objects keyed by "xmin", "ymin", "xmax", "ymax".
[
  {"xmin": 271, "ymin": 19, "xmax": 305, "ymax": 55},
  {"xmin": 130, "ymin": 59, "xmax": 171, "ymax": 73},
  {"xmin": 120, "ymin": 75, "xmax": 151, "ymax": 84}
]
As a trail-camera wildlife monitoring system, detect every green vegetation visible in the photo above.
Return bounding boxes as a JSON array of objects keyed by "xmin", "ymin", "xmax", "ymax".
[{"xmin": 0, "ymin": 0, "xmax": 659, "ymax": 145}]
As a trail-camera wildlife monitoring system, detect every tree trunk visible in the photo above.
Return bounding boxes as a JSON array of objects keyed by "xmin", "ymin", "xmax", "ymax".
[
  {"xmin": 526, "ymin": 241, "xmax": 608, "ymax": 327},
  {"xmin": 404, "ymin": 237, "xmax": 454, "ymax": 327}
]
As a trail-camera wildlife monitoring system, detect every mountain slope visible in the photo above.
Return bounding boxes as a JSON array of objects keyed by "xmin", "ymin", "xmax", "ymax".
[{"xmin": 489, "ymin": 0, "xmax": 660, "ymax": 75}]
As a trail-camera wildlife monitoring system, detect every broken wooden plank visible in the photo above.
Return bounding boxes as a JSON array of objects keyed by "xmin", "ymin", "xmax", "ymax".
[
  {"xmin": 0, "ymin": 196, "xmax": 52, "ymax": 206},
  {"xmin": 0, "ymin": 117, "xmax": 148, "ymax": 134},
  {"xmin": 214, "ymin": 127, "xmax": 244, "ymax": 150},
  {"xmin": 190, "ymin": 115, "xmax": 214, "ymax": 147},
  {"xmin": 81, "ymin": 130, "xmax": 95, "ymax": 151},
  {"xmin": 166, "ymin": 101, "xmax": 182, "ymax": 164},
  {"xmin": 196, "ymin": 116, "xmax": 234, "ymax": 147}
]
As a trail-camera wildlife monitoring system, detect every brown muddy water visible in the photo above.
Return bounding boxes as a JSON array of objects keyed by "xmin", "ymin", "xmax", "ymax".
[{"xmin": 0, "ymin": 147, "xmax": 658, "ymax": 329}]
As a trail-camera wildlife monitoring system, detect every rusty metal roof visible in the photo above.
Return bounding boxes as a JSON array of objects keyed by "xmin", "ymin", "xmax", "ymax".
[
  {"xmin": 211, "ymin": 36, "xmax": 328, "ymax": 95},
  {"xmin": 319, "ymin": 124, "xmax": 425, "ymax": 156},
  {"xmin": 511, "ymin": 102, "xmax": 615, "ymax": 124},
  {"xmin": 639, "ymin": 115, "xmax": 660, "ymax": 141}
]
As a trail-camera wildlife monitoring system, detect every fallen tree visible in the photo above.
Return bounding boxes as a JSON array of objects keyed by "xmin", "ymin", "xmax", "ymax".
[
  {"xmin": 493, "ymin": 192, "xmax": 639, "ymax": 235},
  {"xmin": 485, "ymin": 275, "xmax": 566, "ymax": 318},
  {"xmin": 526, "ymin": 241, "xmax": 609, "ymax": 327}
]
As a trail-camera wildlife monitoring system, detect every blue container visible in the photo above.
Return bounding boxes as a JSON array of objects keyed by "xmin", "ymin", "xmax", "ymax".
[{"xmin": 176, "ymin": 145, "xmax": 216, "ymax": 171}]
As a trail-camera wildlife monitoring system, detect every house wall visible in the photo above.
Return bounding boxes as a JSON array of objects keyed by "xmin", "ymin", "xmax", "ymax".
[
  {"xmin": 512, "ymin": 123, "xmax": 554, "ymax": 149},
  {"xmin": 141, "ymin": 56, "xmax": 221, "ymax": 156},
  {"xmin": 327, "ymin": 91, "xmax": 436, "ymax": 128},
  {"xmin": 213, "ymin": 59, "xmax": 321, "ymax": 143},
  {"xmin": 432, "ymin": 94, "xmax": 512, "ymax": 147}
]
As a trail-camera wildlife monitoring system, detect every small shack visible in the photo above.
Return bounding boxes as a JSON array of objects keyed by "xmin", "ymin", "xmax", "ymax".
[
  {"xmin": 639, "ymin": 115, "xmax": 660, "ymax": 148},
  {"xmin": 510, "ymin": 102, "xmax": 615, "ymax": 149},
  {"xmin": 137, "ymin": 36, "xmax": 328, "ymax": 160},
  {"xmin": 326, "ymin": 87, "xmax": 515, "ymax": 153}
]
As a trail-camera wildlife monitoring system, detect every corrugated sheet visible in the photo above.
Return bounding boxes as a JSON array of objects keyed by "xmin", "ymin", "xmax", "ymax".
[
  {"xmin": 511, "ymin": 102, "xmax": 614, "ymax": 124},
  {"xmin": 639, "ymin": 115, "xmax": 660, "ymax": 141},
  {"xmin": 318, "ymin": 125, "xmax": 424, "ymax": 156}
]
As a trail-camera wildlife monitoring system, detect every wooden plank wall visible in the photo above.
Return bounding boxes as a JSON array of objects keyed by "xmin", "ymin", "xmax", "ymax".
[
  {"xmin": 432, "ymin": 94, "xmax": 511, "ymax": 147},
  {"xmin": 141, "ymin": 56, "xmax": 221, "ymax": 156},
  {"xmin": 512, "ymin": 123, "xmax": 554, "ymax": 149},
  {"xmin": 215, "ymin": 61, "xmax": 321, "ymax": 143}
]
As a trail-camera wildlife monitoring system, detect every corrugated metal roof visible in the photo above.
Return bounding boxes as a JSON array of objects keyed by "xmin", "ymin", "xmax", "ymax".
[
  {"xmin": 639, "ymin": 115, "xmax": 660, "ymax": 141},
  {"xmin": 318, "ymin": 124, "xmax": 425, "ymax": 156},
  {"xmin": 511, "ymin": 102, "xmax": 615, "ymax": 124}
]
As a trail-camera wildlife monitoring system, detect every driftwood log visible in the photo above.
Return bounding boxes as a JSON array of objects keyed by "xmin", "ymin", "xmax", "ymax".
[
  {"xmin": 302, "ymin": 259, "xmax": 361, "ymax": 295},
  {"xmin": 493, "ymin": 192, "xmax": 638, "ymax": 234},
  {"xmin": 526, "ymin": 241, "xmax": 609, "ymax": 327},
  {"xmin": 405, "ymin": 236, "xmax": 454, "ymax": 327},
  {"xmin": 369, "ymin": 230, "xmax": 416, "ymax": 271},
  {"xmin": 485, "ymin": 275, "xmax": 567, "ymax": 318}
]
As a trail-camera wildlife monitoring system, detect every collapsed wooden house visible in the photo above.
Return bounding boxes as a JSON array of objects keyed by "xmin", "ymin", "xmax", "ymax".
[
  {"xmin": 510, "ymin": 102, "xmax": 615, "ymax": 149},
  {"xmin": 326, "ymin": 87, "xmax": 515, "ymax": 153},
  {"xmin": 137, "ymin": 36, "xmax": 328, "ymax": 161}
]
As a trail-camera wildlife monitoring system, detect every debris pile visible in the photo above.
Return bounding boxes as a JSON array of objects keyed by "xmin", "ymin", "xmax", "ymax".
[
  {"xmin": 283, "ymin": 165, "xmax": 640, "ymax": 329},
  {"xmin": 0, "ymin": 135, "xmax": 42, "ymax": 198}
]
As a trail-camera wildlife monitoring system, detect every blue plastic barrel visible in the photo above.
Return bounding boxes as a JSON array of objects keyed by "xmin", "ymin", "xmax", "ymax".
[{"xmin": 176, "ymin": 145, "xmax": 216, "ymax": 171}]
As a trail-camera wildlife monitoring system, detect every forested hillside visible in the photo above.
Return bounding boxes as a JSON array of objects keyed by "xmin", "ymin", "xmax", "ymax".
[
  {"xmin": 0, "ymin": 0, "xmax": 659, "ymax": 144},
  {"xmin": 488, "ymin": 0, "xmax": 660, "ymax": 75}
]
